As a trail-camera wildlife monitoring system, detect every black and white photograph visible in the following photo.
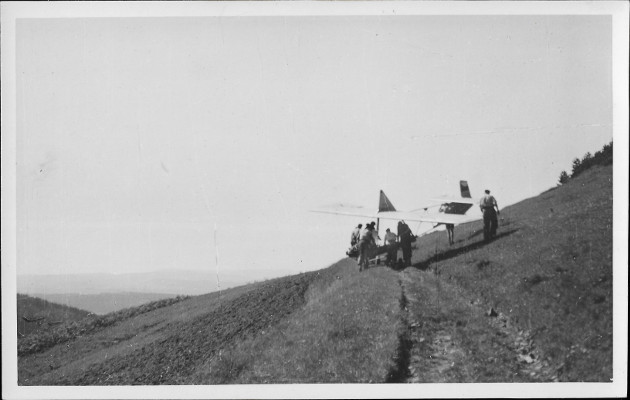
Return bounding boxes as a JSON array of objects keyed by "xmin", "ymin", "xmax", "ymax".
[{"xmin": 2, "ymin": 1, "xmax": 628, "ymax": 399}]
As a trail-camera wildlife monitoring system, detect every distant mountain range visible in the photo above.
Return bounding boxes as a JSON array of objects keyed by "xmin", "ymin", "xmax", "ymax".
[
  {"xmin": 17, "ymin": 269, "xmax": 259, "ymax": 314},
  {"xmin": 31, "ymin": 292, "xmax": 179, "ymax": 315},
  {"xmin": 17, "ymin": 269, "xmax": 253, "ymax": 296}
]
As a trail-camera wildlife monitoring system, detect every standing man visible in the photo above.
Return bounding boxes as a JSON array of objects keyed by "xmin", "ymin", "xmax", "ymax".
[
  {"xmin": 397, "ymin": 221, "xmax": 413, "ymax": 267},
  {"xmin": 480, "ymin": 189, "xmax": 500, "ymax": 241},
  {"xmin": 369, "ymin": 221, "xmax": 381, "ymax": 246},
  {"xmin": 357, "ymin": 224, "xmax": 375, "ymax": 272},
  {"xmin": 383, "ymin": 228, "xmax": 398, "ymax": 267}
]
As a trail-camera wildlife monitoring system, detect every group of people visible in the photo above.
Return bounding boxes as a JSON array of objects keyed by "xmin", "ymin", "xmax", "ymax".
[
  {"xmin": 348, "ymin": 189, "xmax": 501, "ymax": 272},
  {"xmin": 350, "ymin": 220, "xmax": 415, "ymax": 272}
]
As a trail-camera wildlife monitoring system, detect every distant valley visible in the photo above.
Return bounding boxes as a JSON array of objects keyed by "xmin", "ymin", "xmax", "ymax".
[
  {"xmin": 17, "ymin": 269, "xmax": 256, "ymax": 314},
  {"xmin": 31, "ymin": 292, "xmax": 176, "ymax": 315}
]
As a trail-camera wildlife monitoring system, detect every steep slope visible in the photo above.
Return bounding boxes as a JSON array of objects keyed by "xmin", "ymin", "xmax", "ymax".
[
  {"xmin": 190, "ymin": 261, "xmax": 403, "ymax": 384},
  {"xmin": 403, "ymin": 164, "xmax": 612, "ymax": 382},
  {"xmin": 19, "ymin": 259, "xmax": 403, "ymax": 385},
  {"xmin": 18, "ymin": 296, "xmax": 190, "ymax": 358},
  {"xmin": 18, "ymin": 164, "xmax": 613, "ymax": 384}
]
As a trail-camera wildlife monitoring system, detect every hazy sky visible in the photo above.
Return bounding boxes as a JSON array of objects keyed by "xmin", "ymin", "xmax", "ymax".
[{"xmin": 11, "ymin": 12, "xmax": 615, "ymax": 282}]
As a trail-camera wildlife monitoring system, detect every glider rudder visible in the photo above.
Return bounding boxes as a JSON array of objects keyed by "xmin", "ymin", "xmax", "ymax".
[
  {"xmin": 378, "ymin": 190, "xmax": 397, "ymax": 212},
  {"xmin": 459, "ymin": 181, "xmax": 471, "ymax": 198}
]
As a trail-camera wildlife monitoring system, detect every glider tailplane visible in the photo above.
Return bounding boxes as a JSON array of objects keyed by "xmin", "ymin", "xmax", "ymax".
[
  {"xmin": 440, "ymin": 181, "xmax": 473, "ymax": 215},
  {"xmin": 443, "ymin": 202, "xmax": 473, "ymax": 215}
]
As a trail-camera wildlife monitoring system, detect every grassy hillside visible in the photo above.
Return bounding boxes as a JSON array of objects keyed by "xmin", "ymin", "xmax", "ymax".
[
  {"xmin": 407, "ymin": 164, "xmax": 612, "ymax": 382},
  {"xmin": 18, "ymin": 164, "xmax": 613, "ymax": 384},
  {"xmin": 19, "ymin": 260, "xmax": 404, "ymax": 385},
  {"xmin": 17, "ymin": 294, "xmax": 91, "ymax": 337},
  {"xmin": 18, "ymin": 296, "xmax": 190, "ymax": 358},
  {"xmin": 191, "ymin": 262, "xmax": 402, "ymax": 384}
]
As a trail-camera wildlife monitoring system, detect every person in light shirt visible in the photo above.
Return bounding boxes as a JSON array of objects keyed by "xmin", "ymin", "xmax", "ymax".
[
  {"xmin": 350, "ymin": 224, "xmax": 362, "ymax": 247},
  {"xmin": 357, "ymin": 224, "xmax": 375, "ymax": 272},
  {"xmin": 479, "ymin": 189, "xmax": 500, "ymax": 241},
  {"xmin": 383, "ymin": 228, "xmax": 398, "ymax": 266}
]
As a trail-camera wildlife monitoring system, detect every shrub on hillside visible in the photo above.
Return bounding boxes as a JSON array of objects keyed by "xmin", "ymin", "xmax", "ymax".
[
  {"xmin": 558, "ymin": 141, "xmax": 612, "ymax": 184},
  {"xmin": 558, "ymin": 171, "xmax": 570, "ymax": 185},
  {"xmin": 593, "ymin": 141, "xmax": 613, "ymax": 165}
]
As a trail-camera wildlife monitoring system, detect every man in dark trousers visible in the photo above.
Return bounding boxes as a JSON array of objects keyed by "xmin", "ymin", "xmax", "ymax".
[
  {"xmin": 479, "ymin": 189, "xmax": 500, "ymax": 241},
  {"xmin": 383, "ymin": 228, "xmax": 398, "ymax": 267},
  {"xmin": 445, "ymin": 223, "xmax": 455, "ymax": 245},
  {"xmin": 397, "ymin": 221, "xmax": 413, "ymax": 267},
  {"xmin": 357, "ymin": 224, "xmax": 375, "ymax": 272}
]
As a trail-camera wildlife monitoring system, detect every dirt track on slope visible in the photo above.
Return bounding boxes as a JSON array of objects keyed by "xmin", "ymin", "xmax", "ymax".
[{"xmin": 399, "ymin": 268, "xmax": 556, "ymax": 383}]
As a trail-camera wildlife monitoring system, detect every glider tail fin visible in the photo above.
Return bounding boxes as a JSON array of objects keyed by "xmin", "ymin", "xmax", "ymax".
[
  {"xmin": 460, "ymin": 180, "xmax": 471, "ymax": 198},
  {"xmin": 440, "ymin": 181, "xmax": 473, "ymax": 215},
  {"xmin": 378, "ymin": 190, "xmax": 397, "ymax": 212}
]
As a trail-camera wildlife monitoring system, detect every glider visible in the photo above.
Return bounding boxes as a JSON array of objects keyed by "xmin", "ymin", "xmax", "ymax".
[{"xmin": 312, "ymin": 180, "xmax": 479, "ymax": 232}]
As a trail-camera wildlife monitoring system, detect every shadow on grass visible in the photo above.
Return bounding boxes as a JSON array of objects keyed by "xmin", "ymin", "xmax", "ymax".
[
  {"xmin": 467, "ymin": 228, "xmax": 484, "ymax": 239},
  {"xmin": 411, "ymin": 229, "xmax": 519, "ymax": 271},
  {"xmin": 386, "ymin": 280, "xmax": 412, "ymax": 383},
  {"xmin": 466, "ymin": 219, "xmax": 511, "ymax": 240}
]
